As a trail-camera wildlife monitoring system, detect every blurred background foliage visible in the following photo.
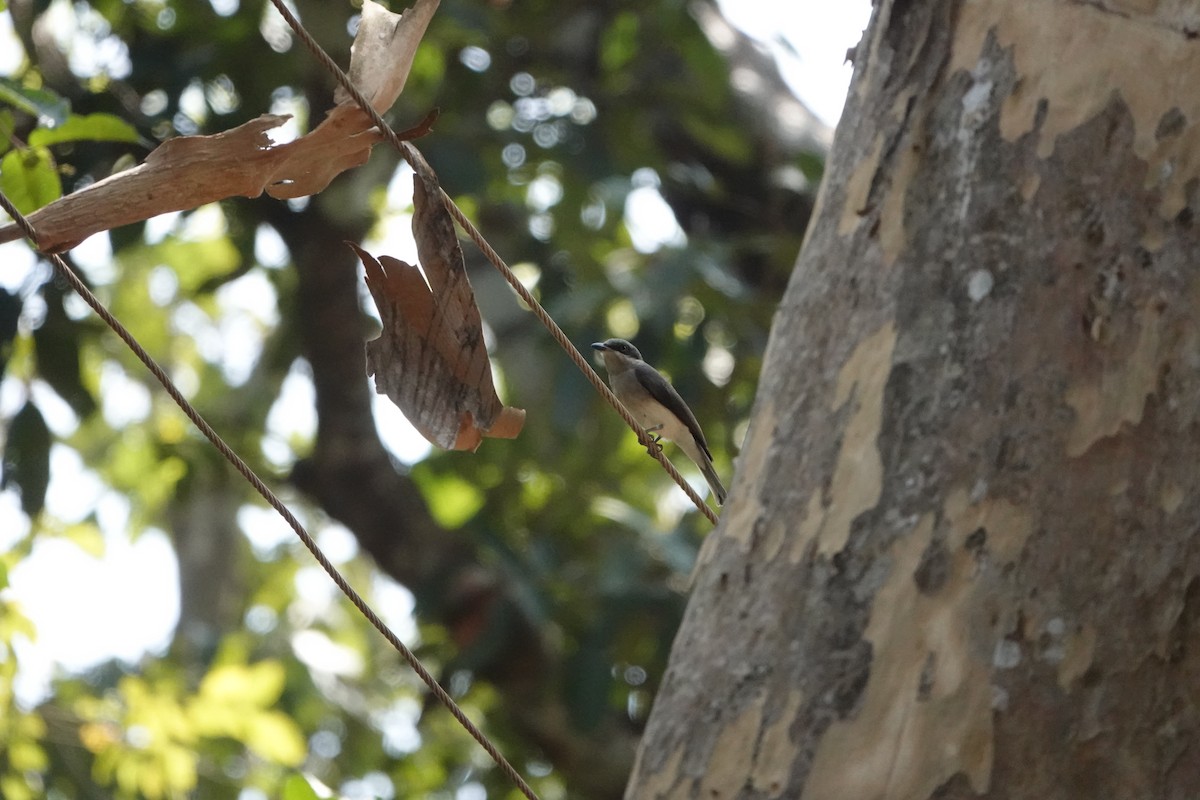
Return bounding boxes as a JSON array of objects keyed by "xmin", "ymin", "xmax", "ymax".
[{"xmin": 0, "ymin": 0, "xmax": 827, "ymax": 797}]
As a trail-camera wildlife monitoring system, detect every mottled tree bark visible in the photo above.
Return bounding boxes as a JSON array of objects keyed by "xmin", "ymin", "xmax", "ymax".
[{"xmin": 627, "ymin": 1, "xmax": 1200, "ymax": 797}]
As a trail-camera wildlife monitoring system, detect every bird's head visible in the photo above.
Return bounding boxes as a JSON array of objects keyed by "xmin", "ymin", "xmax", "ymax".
[{"xmin": 591, "ymin": 338, "xmax": 644, "ymax": 372}]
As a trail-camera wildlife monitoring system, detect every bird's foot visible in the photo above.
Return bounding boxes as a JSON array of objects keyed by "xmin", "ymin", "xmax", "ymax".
[{"xmin": 639, "ymin": 424, "xmax": 664, "ymax": 456}]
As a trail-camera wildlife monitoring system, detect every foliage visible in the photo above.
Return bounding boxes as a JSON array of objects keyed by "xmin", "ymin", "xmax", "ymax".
[{"xmin": 0, "ymin": 0, "xmax": 816, "ymax": 797}]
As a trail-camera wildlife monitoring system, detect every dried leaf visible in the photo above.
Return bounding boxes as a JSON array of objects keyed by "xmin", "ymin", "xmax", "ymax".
[
  {"xmin": 0, "ymin": 0, "xmax": 440, "ymax": 251},
  {"xmin": 355, "ymin": 150, "xmax": 525, "ymax": 451},
  {"xmin": 0, "ymin": 115, "xmax": 286, "ymax": 251},
  {"xmin": 338, "ymin": 0, "xmax": 440, "ymax": 111}
]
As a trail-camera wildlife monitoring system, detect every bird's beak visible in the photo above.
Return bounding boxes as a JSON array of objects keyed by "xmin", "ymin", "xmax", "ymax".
[{"xmin": 591, "ymin": 342, "xmax": 608, "ymax": 351}]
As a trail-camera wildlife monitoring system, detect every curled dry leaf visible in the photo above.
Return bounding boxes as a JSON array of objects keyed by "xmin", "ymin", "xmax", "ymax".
[
  {"xmin": 355, "ymin": 148, "xmax": 525, "ymax": 452},
  {"xmin": 338, "ymin": 0, "xmax": 438, "ymax": 112},
  {"xmin": 0, "ymin": 0, "xmax": 440, "ymax": 252}
]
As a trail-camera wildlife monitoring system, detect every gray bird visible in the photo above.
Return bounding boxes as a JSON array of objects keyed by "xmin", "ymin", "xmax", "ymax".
[{"xmin": 592, "ymin": 338, "xmax": 727, "ymax": 505}]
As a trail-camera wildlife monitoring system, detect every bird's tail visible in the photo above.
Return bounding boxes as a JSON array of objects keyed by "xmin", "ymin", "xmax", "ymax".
[{"xmin": 700, "ymin": 459, "xmax": 727, "ymax": 506}]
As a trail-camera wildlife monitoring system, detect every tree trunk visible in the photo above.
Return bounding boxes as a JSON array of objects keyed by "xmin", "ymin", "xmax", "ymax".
[{"xmin": 627, "ymin": 1, "xmax": 1200, "ymax": 797}]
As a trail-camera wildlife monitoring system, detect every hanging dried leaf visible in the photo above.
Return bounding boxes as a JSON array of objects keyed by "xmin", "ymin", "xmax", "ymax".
[
  {"xmin": 338, "ymin": 0, "xmax": 439, "ymax": 111},
  {"xmin": 0, "ymin": 0, "xmax": 440, "ymax": 252},
  {"xmin": 355, "ymin": 150, "xmax": 525, "ymax": 451}
]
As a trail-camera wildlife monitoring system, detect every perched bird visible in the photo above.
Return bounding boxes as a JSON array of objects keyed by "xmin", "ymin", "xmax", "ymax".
[{"xmin": 592, "ymin": 338, "xmax": 727, "ymax": 505}]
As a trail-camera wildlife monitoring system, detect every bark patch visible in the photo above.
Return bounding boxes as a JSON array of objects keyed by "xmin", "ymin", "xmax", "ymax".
[
  {"xmin": 796, "ymin": 322, "xmax": 896, "ymax": 557},
  {"xmin": 750, "ymin": 690, "xmax": 806, "ymax": 797},
  {"xmin": 950, "ymin": 0, "xmax": 1200, "ymax": 219},
  {"xmin": 725, "ymin": 396, "xmax": 779, "ymax": 556},
  {"xmin": 1063, "ymin": 302, "xmax": 1163, "ymax": 457},
  {"xmin": 802, "ymin": 488, "xmax": 1032, "ymax": 800},
  {"xmin": 699, "ymin": 698, "xmax": 764, "ymax": 799},
  {"xmin": 1057, "ymin": 624, "xmax": 1097, "ymax": 689},
  {"xmin": 838, "ymin": 135, "xmax": 885, "ymax": 236},
  {"xmin": 629, "ymin": 743, "xmax": 685, "ymax": 799}
]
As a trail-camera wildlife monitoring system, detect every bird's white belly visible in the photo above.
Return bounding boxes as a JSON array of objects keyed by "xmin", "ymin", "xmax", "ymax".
[{"xmin": 613, "ymin": 375, "xmax": 690, "ymax": 444}]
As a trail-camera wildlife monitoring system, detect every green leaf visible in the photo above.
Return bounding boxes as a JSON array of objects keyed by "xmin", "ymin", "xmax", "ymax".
[
  {"xmin": 207, "ymin": 660, "xmax": 287, "ymax": 706},
  {"xmin": 679, "ymin": 113, "xmax": 753, "ymax": 165},
  {"xmin": 601, "ymin": 12, "xmax": 640, "ymax": 73},
  {"xmin": 160, "ymin": 743, "xmax": 199, "ymax": 795},
  {"xmin": 1, "ymin": 400, "xmax": 51, "ymax": 517},
  {"xmin": 29, "ymin": 112, "xmax": 140, "ymax": 147},
  {"xmin": 156, "ymin": 236, "xmax": 242, "ymax": 294},
  {"xmin": 63, "ymin": 522, "xmax": 106, "ymax": 557},
  {"xmin": 416, "ymin": 471, "xmax": 484, "ymax": 528},
  {"xmin": 0, "ymin": 147, "xmax": 62, "ymax": 214},
  {"xmin": 0, "ymin": 110, "xmax": 14, "ymax": 157},
  {"xmin": 8, "ymin": 738, "xmax": 48, "ymax": 771},
  {"xmin": 0, "ymin": 78, "xmax": 69, "ymax": 125},
  {"xmin": 0, "ymin": 774, "xmax": 35, "ymax": 800},
  {"xmin": 281, "ymin": 774, "xmax": 322, "ymax": 800},
  {"xmin": 796, "ymin": 149, "xmax": 825, "ymax": 183},
  {"xmin": 244, "ymin": 710, "xmax": 307, "ymax": 765},
  {"xmin": 0, "ymin": 598, "xmax": 37, "ymax": 641}
]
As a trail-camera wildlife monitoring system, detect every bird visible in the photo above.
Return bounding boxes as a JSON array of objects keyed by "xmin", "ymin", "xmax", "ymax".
[{"xmin": 591, "ymin": 338, "xmax": 727, "ymax": 505}]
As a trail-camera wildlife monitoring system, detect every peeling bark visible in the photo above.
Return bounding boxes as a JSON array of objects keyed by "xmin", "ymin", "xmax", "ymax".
[{"xmin": 628, "ymin": 1, "xmax": 1200, "ymax": 797}]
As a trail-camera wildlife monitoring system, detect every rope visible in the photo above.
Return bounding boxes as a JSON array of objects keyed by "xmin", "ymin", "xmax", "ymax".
[
  {"xmin": 267, "ymin": 0, "xmax": 721, "ymax": 526},
  {"xmin": 0, "ymin": 190, "xmax": 538, "ymax": 800}
]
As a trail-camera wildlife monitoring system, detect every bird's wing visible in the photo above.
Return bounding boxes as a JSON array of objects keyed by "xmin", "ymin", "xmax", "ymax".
[{"xmin": 633, "ymin": 362, "xmax": 714, "ymax": 462}]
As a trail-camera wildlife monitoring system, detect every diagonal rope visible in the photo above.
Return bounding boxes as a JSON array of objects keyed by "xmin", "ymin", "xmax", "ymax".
[
  {"xmin": 0, "ymin": 191, "xmax": 539, "ymax": 800},
  {"xmin": 267, "ymin": 0, "xmax": 721, "ymax": 526}
]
